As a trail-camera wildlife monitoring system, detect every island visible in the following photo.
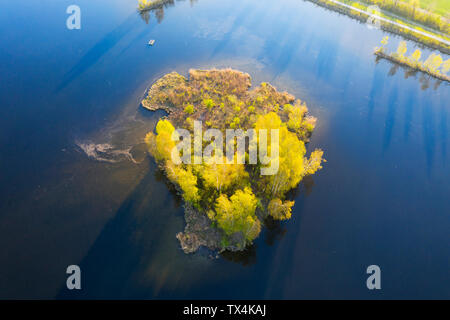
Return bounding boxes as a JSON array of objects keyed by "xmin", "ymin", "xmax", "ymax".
[{"xmin": 141, "ymin": 69, "xmax": 324, "ymax": 253}]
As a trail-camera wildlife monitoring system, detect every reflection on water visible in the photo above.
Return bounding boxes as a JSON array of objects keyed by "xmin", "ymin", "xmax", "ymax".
[
  {"xmin": 383, "ymin": 84, "xmax": 398, "ymax": 152},
  {"xmin": 221, "ymin": 246, "xmax": 257, "ymax": 266},
  {"xmin": 403, "ymin": 88, "xmax": 416, "ymax": 141},
  {"xmin": 264, "ymin": 218, "xmax": 287, "ymax": 247},
  {"xmin": 139, "ymin": 0, "xmax": 199, "ymax": 24},
  {"xmin": 301, "ymin": 176, "xmax": 316, "ymax": 196},
  {"xmin": 376, "ymin": 55, "xmax": 446, "ymax": 91},
  {"xmin": 55, "ymin": 166, "xmax": 167, "ymax": 299}
]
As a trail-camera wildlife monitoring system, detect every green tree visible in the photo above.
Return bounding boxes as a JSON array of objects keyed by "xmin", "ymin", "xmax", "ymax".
[
  {"xmin": 184, "ymin": 104, "xmax": 195, "ymax": 114},
  {"xmin": 203, "ymin": 98, "xmax": 215, "ymax": 111}
]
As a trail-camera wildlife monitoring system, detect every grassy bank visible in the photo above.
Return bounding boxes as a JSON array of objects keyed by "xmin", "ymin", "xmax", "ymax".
[
  {"xmin": 305, "ymin": 0, "xmax": 450, "ymax": 54},
  {"xmin": 357, "ymin": 0, "xmax": 449, "ymax": 35},
  {"xmin": 412, "ymin": 0, "xmax": 450, "ymax": 18}
]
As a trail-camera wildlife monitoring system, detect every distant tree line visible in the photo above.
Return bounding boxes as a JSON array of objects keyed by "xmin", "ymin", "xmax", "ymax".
[
  {"xmin": 359, "ymin": 0, "xmax": 450, "ymax": 34},
  {"xmin": 375, "ymin": 36, "xmax": 450, "ymax": 81}
]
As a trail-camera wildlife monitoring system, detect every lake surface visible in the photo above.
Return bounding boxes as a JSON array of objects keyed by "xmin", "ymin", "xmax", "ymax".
[{"xmin": 0, "ymin": 0, "xmax": 448, "ymax": 299}]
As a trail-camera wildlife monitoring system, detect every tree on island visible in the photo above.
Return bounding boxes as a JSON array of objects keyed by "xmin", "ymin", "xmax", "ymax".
[{"xmin": 142, "ymin": 69, "xmax": 324, "ymax": 252}]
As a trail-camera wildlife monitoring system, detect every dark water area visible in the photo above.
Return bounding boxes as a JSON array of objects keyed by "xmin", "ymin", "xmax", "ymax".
[{"xmin": 0, "ymin": 0, "xmax": 448, "ymax": 299}]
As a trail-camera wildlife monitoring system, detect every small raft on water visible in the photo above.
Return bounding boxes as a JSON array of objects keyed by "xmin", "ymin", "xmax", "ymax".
[{"xmin": 148, "ymin": 39, "xmax": 155, "ymax": 46}]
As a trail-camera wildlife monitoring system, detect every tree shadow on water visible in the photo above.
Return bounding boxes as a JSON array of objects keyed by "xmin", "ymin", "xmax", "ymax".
[
  {"xmin": 55, "ymin": 162, "xmax": 184, "ymax": 299},
  {"xmin": 264, "ymin": 217, "xmax": 287, "ymax": 247},
  {"xmin": 262, "ymin": 176, "xmax": 314, "ymax": 248},
  {"xmin": 220, "ymin": 245, "xmax": 257, "ymax": 267},
  {"xmin": 55, "ymin": 14, "xmax": 138, "ymax": 92},
  {"xmin": 376, "ymin": 55, "xmax": 444, "ymax": 92},
  {"xmin": 154, "ymin": 166, "xmax": 183, "ymax": 209}
]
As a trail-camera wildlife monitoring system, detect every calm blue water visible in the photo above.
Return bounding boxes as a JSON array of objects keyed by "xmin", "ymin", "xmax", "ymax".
[{"xmin": 0, "ymin": 0, "xmax": 448, "ymax": 299}]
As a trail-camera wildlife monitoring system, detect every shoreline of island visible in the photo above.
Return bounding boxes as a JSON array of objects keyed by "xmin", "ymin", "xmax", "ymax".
[{"xmin": 141, "ymin": 69, "xmax": 325, "ymax": 254}]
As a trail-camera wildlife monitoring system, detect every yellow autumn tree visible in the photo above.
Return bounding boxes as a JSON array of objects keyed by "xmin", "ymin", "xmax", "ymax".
[
  {"xmin": 375, "ymin": 36, "xmax": 389, "ymax": 54},
  {"xmin": 200, "ymin": 156, "xmax": 249, "ymax": 193},
  {"xmin": 255, "ymin": 112, "xmax": 324, "ymax": 197},
  {"xmin": 143, "ymin": 69, "xmax": 326, "ymax": 252},
  {"xmin": 254, "ymin": 111, "xmax": 283, "ymax": 133},
  {"xmin": 304, "ymin": 149, "xmax": 325, "ymax": 175},
  {"xmin": 442, "ymin": 59, "xmax": 450, "ymax": 74},
  {"xmin": 285, "ymin": 101, "xmax": 317, "ymax": 140},
  {"xmin": 423, "ymin": 53, "xmax": 443, "ymax": 72},
  {"xmin": 145, "ymin": 119, "xmax": 176, "ymax": 161},
  {"xmin": 268, "ymin": 198, "xmax": 295, "ymax": 220},
  {"xmin": 271, "ymin": 128, "xmax": 306, "ymax": 197},
  {"xmin": 431, "ymin": 54, "xmax": 444, "ymax": 73},
  {"xmin": 214, "ymin": 188, "xmax": 260, "ymax": 242},
  {"xmin": 255, "ymin": 113, "xmax": 304, "ymax": 197},
  {"xmin": 396, "ymin": 41, "xmax": 407, "ymax": 58},
  {"xmin": 410, "ymin": 49, "xmax": 422, "ymax": 65},
  {"xmin": 165, "ymin": 161, "xmax": 201, "ymax": 204}
]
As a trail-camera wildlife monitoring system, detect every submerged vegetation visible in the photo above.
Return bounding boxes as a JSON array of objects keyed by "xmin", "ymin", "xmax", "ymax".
[
  {"xmin": 375, "ymin": 36, "xmax": 450, "ymax": 82},
  {"xmin": 142, "ymin": 69, "xmax": 324, "ymax": 253}
]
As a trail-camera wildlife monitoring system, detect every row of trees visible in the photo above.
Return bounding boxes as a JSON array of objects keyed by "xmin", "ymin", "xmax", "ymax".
[
  {"xmin": 376, "ymin": 36, "xmax": 450, "ymax": 78},
  {"xmin": 309, "ymin": 0, "xmax": 450, "ymax": 54},
  {"xmin": 360, "ymin": 0, "xmax": 450, "ymax": 34}
]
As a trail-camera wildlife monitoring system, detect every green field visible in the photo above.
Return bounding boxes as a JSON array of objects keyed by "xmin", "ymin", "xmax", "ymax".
[
  {"xmin": 419, "ymin": 0, "xmax": 450, "ymax": 18},
  {"xmin": 356, "ymin": 0, "xmax": 450, "ymax": 35}
]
